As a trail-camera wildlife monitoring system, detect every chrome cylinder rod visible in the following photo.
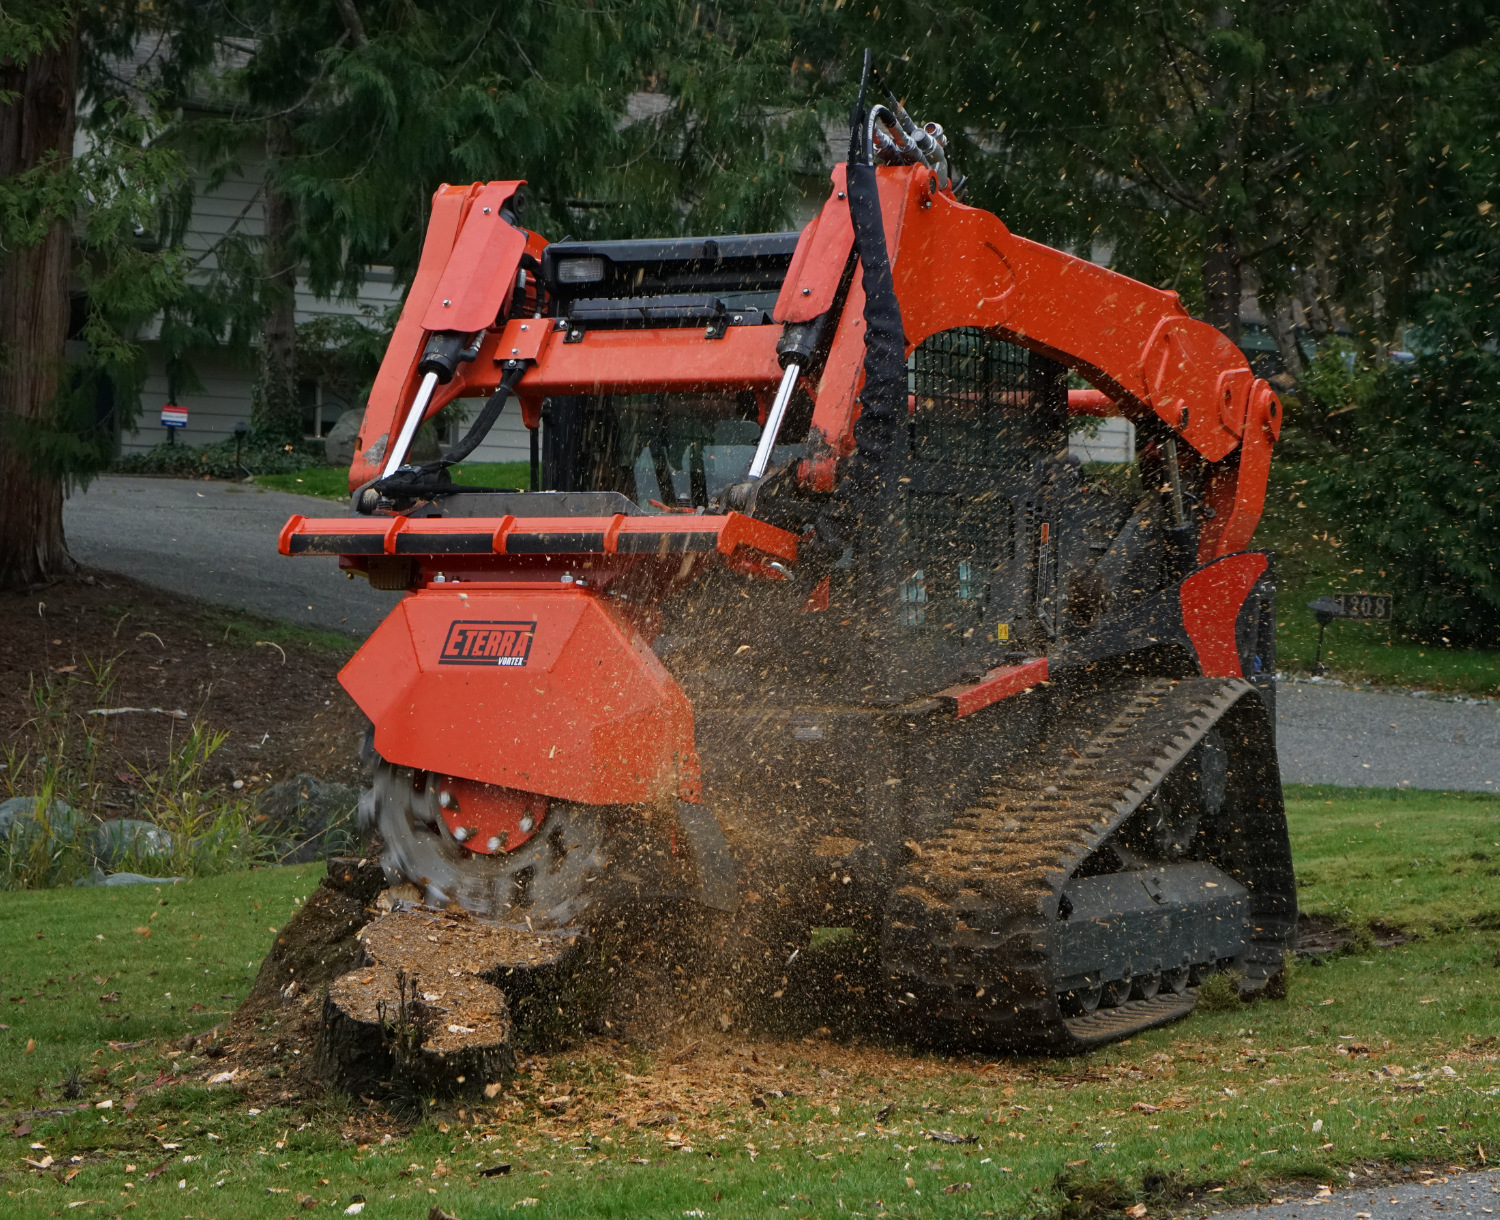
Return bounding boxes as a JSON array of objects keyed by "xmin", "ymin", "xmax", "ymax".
[
  {"xmin": 1164, "ymin": 436, "xmax": 1186, "ymax": 528},
  {"xmin": 381, "ymin": 371, "xmax": 440, "ymax": 478},
  {"xmin": 747, "ymin": 363, "xmax": 801, "ymax": 481}
]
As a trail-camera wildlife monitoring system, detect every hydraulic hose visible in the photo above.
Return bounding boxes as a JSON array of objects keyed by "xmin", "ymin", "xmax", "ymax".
[
  {"xmin": 810, "ymin": 62, "xmax": 908, "ymax": 555},
  {"xmin": 438, "ymin": 361, "xmax": 526, "ymax": 468},
  {"xmin": 843, "ymin": 159, "xmax": 907, "ymax": 481},
  {"xmin": 368, "ymin": 361, "xmax": 527, "ymax": 503}
]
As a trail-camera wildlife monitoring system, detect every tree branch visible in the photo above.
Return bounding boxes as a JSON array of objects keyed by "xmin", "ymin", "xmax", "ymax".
[
  {"xmin": 1250, "ymin": 142, "xmax": 1307, "ymax": 181},
  {"xmin": 331, "ymin": 0, "xmax": 369, "ymax": 48},
  {"xmin": 1240, "ymin": 218, "xmax": 1315, "ymax": 262},
  {"xmin": 1157, "ymin": 15, "xmax": 1201, "ymax": 119},
  {"xmin": 1055, "ymin": 129, "xmax": 1208, "ymax": 214}
]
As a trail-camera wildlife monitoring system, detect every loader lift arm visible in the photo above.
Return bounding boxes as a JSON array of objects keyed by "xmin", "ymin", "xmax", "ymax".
[{"xmin": 347, "ymin": 165, "xmax": 1280, "ymax": 563}]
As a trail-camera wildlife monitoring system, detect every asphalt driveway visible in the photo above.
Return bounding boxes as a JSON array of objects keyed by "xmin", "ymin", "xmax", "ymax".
[
  {"xmin": 1211, "ymin": 1169, "xmax": 1500, "ymax": 1220},
  {"xmin": 1276, "ymin": 680, "xmax": 1499, "ymax": 793},
  {"xmin": 63, "ymin": 475, "xmax": 398, "ymax": 637},
  {"xmin": 64, "ymin": 476, "xmax": 1500, "ymax": 792}
]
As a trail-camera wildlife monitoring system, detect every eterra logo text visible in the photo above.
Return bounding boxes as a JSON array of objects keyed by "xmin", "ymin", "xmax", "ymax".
[{"xmin": 439, "ymin": 621, "xmax": 536, "ymax": 667}]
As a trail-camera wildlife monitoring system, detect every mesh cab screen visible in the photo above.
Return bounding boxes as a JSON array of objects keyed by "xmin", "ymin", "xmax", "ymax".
[
  {"xmin": 892, "ymin": 329, "xmax": 1065, "ymax": 643},
  {"xmin": 911, "ymin": 328, "xmax": 1053, "ymax": 467}
]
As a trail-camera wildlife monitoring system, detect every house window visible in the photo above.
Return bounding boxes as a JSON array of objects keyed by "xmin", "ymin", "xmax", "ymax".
[
  {"xmin": 898, "ymin": 570, "xmax": 929, "ymax": 627},
  {"xmin": 299, "ymin": 380, "xmax": 350, "ymax": 438},
  {"xmin": 957, "ymin": 560, "xmax": 979, "ymax": 601}
]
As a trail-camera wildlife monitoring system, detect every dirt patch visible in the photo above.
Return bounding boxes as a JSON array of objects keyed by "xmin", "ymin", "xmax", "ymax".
[
  {"xmin": 198, "ymin": 851, "xmax": 886, "ymax": 1110},
  {"xmin": 1368, "ymin": 920, "xmax": 1413, "ymax": 947},
  {"xmin": 1296, "ymin": 913, "xmax": 1413, "ymax": 958},
  {"xmin": 184, "ymin": 858, "xmax": 382, "ymax": 1109},
  {"xmin": 1296, "ymin": 912, "xmax": 1352, "ymax": 956},
  {"xmin": 426, "ymin": 1030, "xmax": 1038, "ymax": 1139},
  {"xmin": 0, "ymin": 567, "xmax": 366, "ymax": 807}
]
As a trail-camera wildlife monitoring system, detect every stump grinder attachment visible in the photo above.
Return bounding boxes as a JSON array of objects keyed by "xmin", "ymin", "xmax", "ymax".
[{"xmin": 282, "ymin": 79, "xmax": 1294, "ymax": 1052}]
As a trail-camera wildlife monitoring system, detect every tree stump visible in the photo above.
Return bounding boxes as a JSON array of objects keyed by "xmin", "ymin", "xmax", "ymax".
[
  {"xmin": 242, "ymin": 856, "xmax": 385, "ymax": 1015},
  {"xmin": 316, "ymin": 907, "xmax": 582, "ymax": 1099}
]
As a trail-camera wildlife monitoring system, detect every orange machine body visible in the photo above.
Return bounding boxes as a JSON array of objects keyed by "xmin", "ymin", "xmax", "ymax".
[
  {"xmin": 340, "ymin": 584, "xmax": 698, "ymax": 808},
  {"xmin": 290, "ymin": 164, "xmax": 1281, "ymax": 852}
]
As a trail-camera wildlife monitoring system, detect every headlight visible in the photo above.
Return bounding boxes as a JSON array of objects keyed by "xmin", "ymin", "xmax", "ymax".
[{"xmin": 557, "ymin": 257, "xmax": 605, "ymax": 284}]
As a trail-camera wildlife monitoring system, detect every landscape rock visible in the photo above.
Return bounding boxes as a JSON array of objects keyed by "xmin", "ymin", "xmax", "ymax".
[
  {"xmin": 409, "ymin": 421, "xmax": 443, "ymax": 463},
  {"xmin": 74, "ymin": 870, "xmax": 183, "ymax": 887},
  {"xmin": 257, "ymin": 775, "xmax": 362, "ymax": 864},
  {"xmin": 326, "ymin": 408, "xmax": 440, "ymax": 466},
  {"xmin": 323, "ymin": 408, "xmax": 363, "ymax": 466},
  {"xmin": 91, "ymin": 818, "xmax": 174, "ymax": 868},
  {"xmin": 0, "ymin": 796, "xmax": 78, "ymax": 844}
]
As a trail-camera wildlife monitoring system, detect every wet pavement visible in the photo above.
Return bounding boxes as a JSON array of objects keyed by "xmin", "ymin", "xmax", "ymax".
[
  {"xmin": 1209, "ymin": 1168, "xmax": 1500, "ymax": 1220},
  {"xmin": 64, "ymin": 475, "xmax": 396, "ymax": 637},
  {"xmin": 1276, "ymin": 681, "xmax": 1500, "ymax": 793},
  {"xmin": 65, "ymin": 477, "xmax": 1500, "ymax": 794}
]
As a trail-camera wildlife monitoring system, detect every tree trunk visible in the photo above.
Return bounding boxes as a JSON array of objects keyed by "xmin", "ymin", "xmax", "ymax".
[
  {"xmin": 1269, "ymin": 293, "xmax": 1304, "ymax": 382},
  {"xmin": 1297, "ymin": 257, "xmax": 1334, "ymax": 341},
  {"xmin": 0, "ymin": 28, "xmax": 79, "ymax": 591},
  {"xmin": 312, "ymin": 909, "xmax": 591, "ymax": 1100},
  {"xmin": 1202, "ymin": 226, "xmax": 1241, "ymax": 343},
  {"xmin": 1199, "ymin": 5, "xmax": 1243, "ymax": 345},
  {"xmin": 251, "ymin": 119, "xmax": 301, "ymax": 439}
]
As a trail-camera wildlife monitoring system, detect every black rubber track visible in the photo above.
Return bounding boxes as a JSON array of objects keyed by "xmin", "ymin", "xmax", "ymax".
[{"xmin": 880, "ymin": 676, "xmax": 1296, "ymax": 1052}]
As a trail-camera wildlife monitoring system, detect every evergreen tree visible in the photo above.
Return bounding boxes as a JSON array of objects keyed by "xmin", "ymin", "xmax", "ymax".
[
  {"xmin": 152, "ymin": 1, "xmax": 833, "ymax": 436},
  {"xmin": 1308, "ymin": 20, "xmax": 1500, "ymax": 644},
  {"xmin": 227, "ymin": 3, "xmax": 830, "ymax": 297},
  {"xmin": 0, "ymin": 1, "xmax": 197, "ymax": 589},
  {"xmin": 0, "ymin": 0, "xmax": 831, "ymax": 587},
  {"xmin": 800, "ymin": 0, "xmax": 1491, "ymax": 362}
]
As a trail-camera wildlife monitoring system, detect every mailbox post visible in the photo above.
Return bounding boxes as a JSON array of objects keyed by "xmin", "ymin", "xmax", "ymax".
[
  {"xmin": 1307, "ymin": 597, "xmax": 1346, "ymax": 675},
  {"xmin": 160, "ymin": 402, "xmax": 188, "ymax": 444},
  {"xmin": 233, "ymin": 420, "xmax": 250, "ymax": 476}
]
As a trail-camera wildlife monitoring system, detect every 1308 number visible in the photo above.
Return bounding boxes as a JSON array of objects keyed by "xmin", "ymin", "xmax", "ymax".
[{"xmin": 1331, "ymin": 593, "xmax": 1391, "ymax": 621}]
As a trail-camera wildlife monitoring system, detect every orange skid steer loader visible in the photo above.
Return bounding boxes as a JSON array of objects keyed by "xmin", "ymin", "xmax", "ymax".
[{"xmin": 280, "ymin": 70, "xmax": 1294, "ymax": 1051}]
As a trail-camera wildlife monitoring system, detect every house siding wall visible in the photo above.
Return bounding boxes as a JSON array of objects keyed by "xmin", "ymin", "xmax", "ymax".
[
  {"xmin": 121, "ymin": 143, "xmax": 419, "ymax": 455},
  {"xmin": 118, "ymin": 106, "xmax": 1127, "ymax": 472},
  {"xmin": 1068, "ymin": 416, "xmax": 1136, "ymax": 465}
]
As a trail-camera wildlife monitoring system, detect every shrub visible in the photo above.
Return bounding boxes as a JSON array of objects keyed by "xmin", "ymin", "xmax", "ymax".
[
  {"xmin": 1, "ymin": 659, "xmax": 272, "ymax": 888},
  {"xmin": 1195, "ymin": 969, "xmax": 1243, "ymax": 1013},
  {"xmin": 120, "ymin": 723, "xmax": 270, "ymax": 877},
  {"xmin": 113, "ymin": 430, "xmax": 326, "ymax": 479},
  {"xmin": 1308, "ymin": 348, "xmax": 1500, "ymax": 647}
]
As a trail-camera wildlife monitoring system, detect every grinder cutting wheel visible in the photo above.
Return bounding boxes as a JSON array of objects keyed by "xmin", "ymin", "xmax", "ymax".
[{"xmin": 285, "ymin": 53, "xmax": 1294, "ymax": 1051}]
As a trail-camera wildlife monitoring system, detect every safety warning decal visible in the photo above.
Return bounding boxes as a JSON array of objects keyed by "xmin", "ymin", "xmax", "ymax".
[{"xmin": 439, "ymin": 620, "xmax": 536, "ymax": 667}]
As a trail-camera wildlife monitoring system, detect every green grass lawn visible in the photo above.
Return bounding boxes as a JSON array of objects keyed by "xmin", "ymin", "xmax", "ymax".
[
  {"xmin": 3, "ymin": 788, "xmax": 1499, "ymax": 1217},
  {"xmin": 0, "ymin": 867, "xmax": 321, "ymax": 1098},
  {"xmin": 1283, "ymin": 784, "xmax": 1500, "ymax": 936},
  {"xmin": 1259, "ymin": 464, "xmax": 1500, "ymax": 695},
  {"xmin": 257, "ymin": 461, "xmax": 531, "ymax": 501}
]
